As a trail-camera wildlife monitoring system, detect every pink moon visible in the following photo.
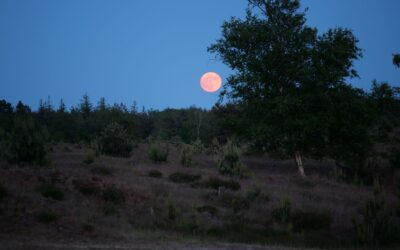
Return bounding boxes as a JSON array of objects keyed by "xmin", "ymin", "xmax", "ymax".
[{"xmin": 200, "ymin": 72, "xmax": 222, "ymax": 93}]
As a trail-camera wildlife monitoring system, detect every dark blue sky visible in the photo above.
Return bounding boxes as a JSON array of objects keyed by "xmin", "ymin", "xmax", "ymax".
[{"xmin": 1, "ymin": 0, "xmax": 399, "ymax": 111}]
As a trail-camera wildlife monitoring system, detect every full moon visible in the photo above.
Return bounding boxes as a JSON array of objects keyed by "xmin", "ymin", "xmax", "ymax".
[{"xmin": 200, "ymin": 72, "xmax": 222, "ymax": 92}]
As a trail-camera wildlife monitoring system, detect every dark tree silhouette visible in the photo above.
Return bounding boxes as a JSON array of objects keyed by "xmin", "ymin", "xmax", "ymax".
[{"xmin": 209, "ymin": 0, "xmax": 372, "ymax": 176}]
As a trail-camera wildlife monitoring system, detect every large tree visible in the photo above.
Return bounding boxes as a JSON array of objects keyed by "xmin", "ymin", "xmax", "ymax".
[{"xmin": 209, "ymin": 0, "xmax": 372, "ymax": 176}]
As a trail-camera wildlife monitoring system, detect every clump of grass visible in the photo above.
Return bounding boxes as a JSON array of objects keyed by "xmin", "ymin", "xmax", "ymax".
[
  {"xmin": 35, "ymin": 184, "xmax": 64, "ymax": 201},
  {"xmin": 169, "ymin": 172, "xmax": 201, "ymax": 183},
  {"xmin": 83, "ymin": 150, "xmax": 95, "ymax": 165},
  {"xmin": 0, "ymin": 183, "xmax": 8, "ymax": 201},
  {"xmin": 220, "ymin": 193, "xmax": 251, "ymax": 213},
  {"xmin": 197, "ymin": 177, "xmax": 240, "ymax": 191},
  {"xmin": 35, "ymin": 209, "xmax": 61, "ymax": 223},
  {"xmin": 90, "ymin": 166, "xmax": 112, "ymax": 176},
  {"xmin": 216, "ymin": 139, "xmax": 249, "ymax": 178},
  {"xmin": 102, "ymin": 186, "xmax": 125, "ymax": 205},
  {"xmin": 148, "ymin": 141, "xmax": 169, "ymax": 163},
  {"xmin": 73, "ymin": 179, "xmax": 101, "ymax": 196},
  {"xmin": 148, "ymin": 169, "xmax": 163, "ymax": 178}
]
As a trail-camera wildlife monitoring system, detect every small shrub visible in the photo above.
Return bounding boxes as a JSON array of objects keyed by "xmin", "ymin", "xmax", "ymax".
[
  {"xmin": 272, "ymin": 197, "xmax": 293, "ymax": 226},
  {"xmin": 83, "ymin": 150, "xmax": 95, "ymax": 165},
  {"xmin": 180, "ymin": 144, "xmax": 195, "ymax": 167},
  {"xmin": 35, "ymin": 209, "xmax": 60, "ymax": 223},
  {"xmin": 100, "ymin": 122, "xmax": 132, "ymax": 157},
  {"xmin": 216, "ymin": 139, "xmax": 249, "ymax": 178},
  {"xmin": 102, "ymin": 186, "xmax": 125, "ymax": 205},
  {"xmin": 192, "ymin": 139, "xmax": 204, "ymax": 154},
  {"xmin": 4, "ymin": 117, "xmax": 49, "ymax": 165},
  {"xmin": 292, "ymin": 210, "xmax": 333, "ymax": 232},
  {"xmin": 198, "ymin": 177, "xmax": 240, "ymax": 191},
  {"xmin": 0, "ymin": 183, "xmax": 8, "ymax": 201},
  {"xmin": 169, "ymin": 172, "xmax": 201, "ymax": 183},
  {"xmin": 73, "ymin": 180, "xmax": 101, "ymax": 196},
  {"xmin": 148, "ymin": 170, "xmax": 163, "ymax": 178},
  {"xmin": 90, "ymin": 166, "xmax": 112, "ymax": 176},
  {"xmin": 35, "ymin": 184, "xmax": 64, "ymax": 201},
  {"xmin": 148, "ymin": 141, "xmax": 169, "ymax": 163}
]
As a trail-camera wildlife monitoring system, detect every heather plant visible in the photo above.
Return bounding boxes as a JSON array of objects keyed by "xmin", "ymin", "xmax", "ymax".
[{"xmin": 100, "ymin": 122, "xmax": 132, "ymax": 157}]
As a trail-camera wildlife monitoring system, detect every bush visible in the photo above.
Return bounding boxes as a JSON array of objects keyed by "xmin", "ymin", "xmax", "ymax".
[
  {"xmin": 216, "ymin": 139, "xmax": 249, "ymax": 178},
  {"xmin": 180, "ymin": 144, "xmax": 195, "ymax": 167},
  {"xmin": 148, "ymin": 141, "xmax": 169, "ymax": 162},
  {"xmin": 81, "ymin": 222, "xmax": 95, "ymax": 232},
  {"xmin": 90, "ymin": 166, "xmax": 112, "ymax": 176},
  {"xmin": 102, "ymin": 186, "xmax": 125, "ymax": 205},
  {"xmin": 169, "ymin": 172, "xmax": 201, "ymax": 183},
  {"xmin": 35, "ymin": 184, "xmax": 64, "ymax": 201},
  {"xmin": 100, "ymin": 122, "xmax": 132, "ymax": 157},
  {"xmin": 148, "ymin": 170, "xmax": 163, "ymax": 178},
  {"xmin": 292, "ymin": 210, "xmax": 333, "ymax": 232},
  {"xmin": 83, "ymin": 150, "xmax": 95, "ymax": 165},
  {"xmin": 352, "ymin": 195, "xmax": 399, "ymax": 246},
  {"xmin": 0, "ymin": 183, "xmax": 8, "ymax": 201},
  {"xmin": 245, "ymin": 186, "xmax": 270, "ymax": 203},
  {"xmin": 198, "ymin": 177, "xmax": 240, "ymax": 191},
  {"xmin": 35, "ymin": 209, "xmax": 60, "ymax": 223},
  {"xmin": 4, "ymin": 117, "xmax": 49, "ymax": 165}
]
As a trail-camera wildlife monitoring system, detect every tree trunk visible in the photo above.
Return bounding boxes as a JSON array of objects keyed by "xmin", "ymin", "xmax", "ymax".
[{"xmin": 295, "ymin": 151, "xmax": 306, "ymax": 177}]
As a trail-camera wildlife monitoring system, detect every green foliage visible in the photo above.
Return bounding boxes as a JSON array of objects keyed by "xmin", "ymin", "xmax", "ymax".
[
  {"xmin": 148, "ymin": 141, "xmax": 169, "ymax": 162},
  {"xmin": 209, "ymin": 0, "xmax": 376, "ymax": 176},
  {"xmin": 245, "ymin": 186, "xmax": 270, "ymax": 202},
  {"xmin": 197, "ymin": 177, "xmax": 241, "ymax": 191},
  {"xmin": 4, "ymin": 117, "xmax": 49, "ymax": 165},
  {"xmin": 0, "ymin": 183, "xmax": 8, "ymax": 201},
  {"xmin": 352, "ymin": 194, "xmax": 399, "ymax": 246},
  {"xmin": 220, "ymin": 193, "xmax": 251, "ymax": 213},
  {"xmin": 35, "ymin": 209, "xmax": 61, "ymax": 223},
  {"xmin": 100, "ymin": 122, "xmax": 132, "ymax": 157},
  {"xmin": 83, "ymin": 150, "xmax": 95, "ymax": 165},
  {"xmin": 35, "ymin": 184, "xmax": 64, "ymax": 201},
  {"xmin": 169, "ymin": 172, "xmax": 201, "ymax": 183},
  {"xmin": 148, "ymin": 169, "xmax": 163, "ymax": 178},
  {"xmin": 180, "ymin": 144, "xmax": 195, "ymax": 167},
  {"xmin": 102, "ymin": 186, "xmax": 125, "ymax": 205},
  {"xmin": 216, "ymin": 140, "xmax": 249, "ymax": 178}
]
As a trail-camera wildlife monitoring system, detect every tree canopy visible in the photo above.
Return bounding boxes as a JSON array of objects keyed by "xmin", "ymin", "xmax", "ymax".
[{"xmin": 209, "ymin": 0, "xmax": 373, "ymax": 176}]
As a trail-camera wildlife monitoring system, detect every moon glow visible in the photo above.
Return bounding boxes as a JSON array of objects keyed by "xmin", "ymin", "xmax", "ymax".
[{"xmin": 200, "ymin": 72, "xmax": 222, "ymax": 92}]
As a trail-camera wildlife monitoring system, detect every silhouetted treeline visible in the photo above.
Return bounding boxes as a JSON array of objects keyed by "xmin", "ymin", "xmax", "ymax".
[{"xmin": 0, "ymin": 95, "xmax": 225, "ymax": 145}]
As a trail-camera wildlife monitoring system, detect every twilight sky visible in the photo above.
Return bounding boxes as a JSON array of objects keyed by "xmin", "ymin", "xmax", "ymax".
[{"xmin": 0, "ymin": 0, "xmax": 399, "ymax": 111}]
